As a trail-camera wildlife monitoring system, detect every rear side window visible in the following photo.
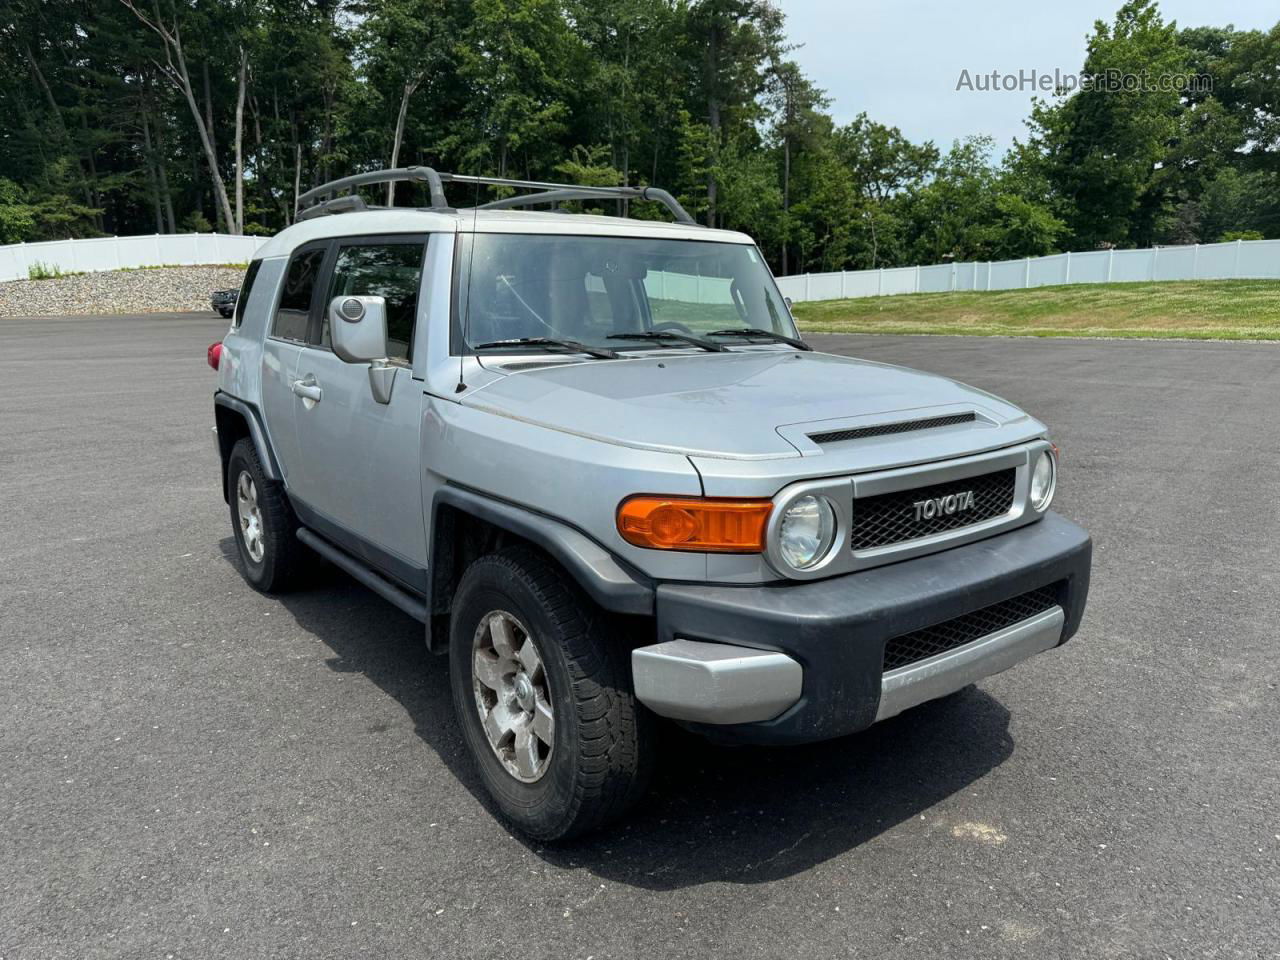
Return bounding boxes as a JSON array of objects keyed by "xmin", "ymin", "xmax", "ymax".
[
  {"xmin": 322, "ymin": 241, "xmax": 425, "ymax": 361},
  {"xmin": 233, "ymin": 259, "xmax": 262, "ymax": 327},
  {"xmin": 272, "ymin": 247, "xmax": 325, "ymax": 341}
]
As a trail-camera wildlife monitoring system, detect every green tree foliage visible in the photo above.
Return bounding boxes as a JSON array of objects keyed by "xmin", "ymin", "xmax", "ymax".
[
  {"xmin": 0, "ymin": 0, "xmax": 1276, "ymax": 272},
  {"xmin": 1024, "ymin": 2, "xmax": 1278, "ymax": 249},
  {"xmin": 900, "ymin": 137, "xmax": 1064, "ymax": 264},
  {"xmin": 1024, "ymin": 0, "xmax": 1188, "ymax": 249}
]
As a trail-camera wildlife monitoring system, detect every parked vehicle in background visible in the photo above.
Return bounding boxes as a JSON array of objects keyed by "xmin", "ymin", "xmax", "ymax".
[
  {"xmin": 211, "ymin": 287, "xmax": 238, "ymax": 318},
  {"xmin": 208, "ymin": 167, "xmax": 1092, "ymax": 841}
]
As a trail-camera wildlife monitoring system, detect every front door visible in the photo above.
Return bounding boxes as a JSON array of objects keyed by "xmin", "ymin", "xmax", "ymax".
[
  {"xmin": 259, "ymin": 243, "xmax": 329, "ymax": 483},
  {"xmin": 288, "ymin": 236, "xmax": 431, "ymax": 585}
]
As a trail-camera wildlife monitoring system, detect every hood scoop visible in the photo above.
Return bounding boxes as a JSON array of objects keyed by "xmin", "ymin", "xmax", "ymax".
[{"xmin": 809, "ymin": 411, "xmax": 977, "ymax": 445}]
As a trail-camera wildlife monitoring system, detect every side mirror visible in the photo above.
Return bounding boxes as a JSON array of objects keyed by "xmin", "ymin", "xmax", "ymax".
[{"xmin": 329, "ymin": 295, "xmax": 388, "ymax": 363}]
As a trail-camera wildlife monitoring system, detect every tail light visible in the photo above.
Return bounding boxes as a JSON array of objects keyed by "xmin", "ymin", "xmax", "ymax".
[
  {"xmin": 617, "ymin": 496, "xmax": 772, "ymax": 553},
  {"xmin": 207, "ymin": 342, "xmax": 223, "ymax": 370}
]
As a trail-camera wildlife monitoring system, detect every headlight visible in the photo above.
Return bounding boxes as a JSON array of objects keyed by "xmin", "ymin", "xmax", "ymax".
[
  {"xmin": 777, "ymin": 495, "xmax": 837, "ymax": 570},
  {"xmin": 1030, "ymin": 449, "xmax": 1056, "ymax": 512}
]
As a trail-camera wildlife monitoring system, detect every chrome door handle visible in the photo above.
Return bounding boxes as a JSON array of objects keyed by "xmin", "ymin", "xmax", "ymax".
[{"xmin": 291, "ymin": 375, "xmax": 322, "ymax": 403}]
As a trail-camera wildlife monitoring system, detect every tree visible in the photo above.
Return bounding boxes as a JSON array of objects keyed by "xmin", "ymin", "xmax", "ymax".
[
  {"xmin": 1214, "ymin": 23, "xmax": 1280, "ymax": 172},
  {"xmin": 765, "ymin": 60, "xmax": 828, "ymax": 274},
  {"xmin": 120, "ymin": 0, "xmax": 237, "ymax": 232},
  {"xmin": 1024, "ymin": 0, "xmax": 1189, "ymax": 248},
  {"xmin": 833, "ymin": 115, "xmax": 938, "ymax": 202},
  {"xmin": 0, "ymin": 0, "xmax": 1273, "ymax": 259},
  {"xmin": 353, "ymin": 0, "xmax": 460, "ymax": 204},
  {"xmin": 452, "ymin": 0, "xmax": 578, "ymax": 180},
  {"xmin": 898, "ymin": 137, "xmax": 1064, "ymax": 263},
  {"xmin": 685, "ymin": 0, "xmax": 784, "ymax": 226},
  {"xmin": 566, "ymin": 0, "xmax": 685, "ymax": 217}
]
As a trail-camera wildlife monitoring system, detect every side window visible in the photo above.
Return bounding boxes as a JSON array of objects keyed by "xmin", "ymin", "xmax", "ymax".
[
  {"xmin": 233, "ymin": 259, "xmax": 262, "ymax": 327},
  {"xmin": 272, "ymin": 247, "xmax": 325, "ymax": 341},
  {"xmin": 322, "ymin": 241, "xmax": 426, "ymax": 361}
]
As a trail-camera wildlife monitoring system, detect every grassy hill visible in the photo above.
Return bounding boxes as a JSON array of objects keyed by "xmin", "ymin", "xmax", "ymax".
[{"xmin": 791, "ymin": 279, "xmax": 1280, "ymax": 340}]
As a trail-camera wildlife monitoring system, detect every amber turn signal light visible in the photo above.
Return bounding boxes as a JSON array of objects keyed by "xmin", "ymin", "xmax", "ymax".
[{"xmin": 617, "ymin": 496, "xmax": 772, "ymax": 553}]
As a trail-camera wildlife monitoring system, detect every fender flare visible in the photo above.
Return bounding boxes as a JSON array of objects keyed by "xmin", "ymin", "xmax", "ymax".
[
  {"xmin": 214, "ymin": 392, "xmax": 281, "ymax": 482},
  {"xmin": 432, "ymin": 485, "xmax": 654, "ymax": 617}
]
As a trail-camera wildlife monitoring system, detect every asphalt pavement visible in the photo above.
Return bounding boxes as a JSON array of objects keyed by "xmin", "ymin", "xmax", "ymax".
[{"xmin": 2, "ymin": 314, "xmax": 1277, "ymax": 958}]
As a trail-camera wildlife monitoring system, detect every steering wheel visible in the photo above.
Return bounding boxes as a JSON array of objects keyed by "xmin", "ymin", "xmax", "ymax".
[{"xmin": 651, "ymin": 321, "xmax": 695, "ymax": 336}]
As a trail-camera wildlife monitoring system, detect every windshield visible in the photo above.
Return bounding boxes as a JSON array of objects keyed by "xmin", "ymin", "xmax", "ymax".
[{"xmin": 455, "ymin": 233, "xmax": 796, "ymax": 352}]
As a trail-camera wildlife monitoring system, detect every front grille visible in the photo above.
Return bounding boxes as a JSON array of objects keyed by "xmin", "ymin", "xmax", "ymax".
[
  {"xmin": 809, "ymin": 412, "xmax": 976, "ymax": 445},
  {"xmin": 849, "ymin": 468, "xmax": 1015, "ymax": 551},
  {"xmin": 882, "ymin": 586, "xmax": 1060, "ymax": 672}
]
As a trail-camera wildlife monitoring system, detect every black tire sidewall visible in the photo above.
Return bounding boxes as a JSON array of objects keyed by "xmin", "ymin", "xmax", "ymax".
[
  {"xmin": 227, "ymin": 441, "xmax": 274, "ymax": 590},
  {"xmin": 449, "ymin": 559, "xmax": 584, "ymax": 837}
]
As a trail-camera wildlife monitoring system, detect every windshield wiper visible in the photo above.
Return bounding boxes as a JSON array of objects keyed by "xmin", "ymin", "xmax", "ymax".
[
  {"xmin": 473, "ymin": 337, "xmax": 618, "ymax": 360},
  {"xmin": 606, "ymin": 331, "xmax": 727, "ymax": 352},
  {"xmin": 705, "ymin": 328, "xmax": 812, "ymax": 351}
]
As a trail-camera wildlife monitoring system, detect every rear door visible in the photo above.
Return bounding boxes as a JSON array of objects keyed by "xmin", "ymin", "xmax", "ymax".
[
  {"xmin": 259, "ymin": 242, "xmax": 330, "ymax": 483},
  {"xmin": 288, "ymin": 235, "xmax": 431, "ymax": 585}
]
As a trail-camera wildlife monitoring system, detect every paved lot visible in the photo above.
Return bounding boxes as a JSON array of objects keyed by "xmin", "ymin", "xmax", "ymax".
[{"xmin": 2, "ymin": 314, "xmax": 1278, "ymax": 959}]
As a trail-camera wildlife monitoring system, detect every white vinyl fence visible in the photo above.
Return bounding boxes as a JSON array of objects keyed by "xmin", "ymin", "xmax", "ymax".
[
  {"xmin": 775, "ymin": 238, "xmax": 1280, "ymax": 303},
  {"xmin": 0, "ymin": 233, "xmax": 270, "ymax": 282}
]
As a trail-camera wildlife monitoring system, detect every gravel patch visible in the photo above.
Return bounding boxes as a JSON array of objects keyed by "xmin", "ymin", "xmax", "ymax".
[{"xmin": 0, "ymin": 266, "xmax": 246, "ymax": 317}]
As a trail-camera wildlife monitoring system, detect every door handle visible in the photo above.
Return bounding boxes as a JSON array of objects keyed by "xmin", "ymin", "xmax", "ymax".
[{"xmin": 291, "ymin": 374, "xmax": 322, "ymax": 403}]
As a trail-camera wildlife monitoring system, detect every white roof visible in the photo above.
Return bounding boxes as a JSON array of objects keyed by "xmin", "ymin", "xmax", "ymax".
[{"xmin": 254, "ymin": 207, "xmax": 754, "ymax": 259}]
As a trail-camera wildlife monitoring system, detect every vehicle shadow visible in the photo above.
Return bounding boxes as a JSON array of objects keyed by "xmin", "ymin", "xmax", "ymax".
[{"xmin": 230, "ymin": 541, "xmax": 1015, "ymax": 890}]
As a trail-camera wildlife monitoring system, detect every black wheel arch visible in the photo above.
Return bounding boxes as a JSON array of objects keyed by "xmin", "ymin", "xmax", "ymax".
[
  {"xmin": 428, "ymin": 486, "xmax": 655, "ymax": 648},
  {"xmin": 214, "ymin": 393, "xmax": 281, "ymax": 502}
]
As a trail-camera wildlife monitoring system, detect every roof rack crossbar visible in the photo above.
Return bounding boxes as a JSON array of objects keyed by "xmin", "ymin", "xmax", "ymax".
[
  {"xmin": 294, "ymin": 167, "xmax": 695, "ymax": 224},
  {"xmin": 477, "ymin": 187, "xmax": 638, "ymax": 209},
  {"xmin": 462, "ymin": 177, "xmax": 694, "ymax": 224},
  {"xmin": 297, "ymin": 166, "xmax": 447, "ymax": 211}
]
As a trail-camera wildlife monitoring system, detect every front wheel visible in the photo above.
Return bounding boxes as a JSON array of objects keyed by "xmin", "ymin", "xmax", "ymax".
[{"xmin": 449, "ymin": 547, "xmax": 653, "ymax": 841}]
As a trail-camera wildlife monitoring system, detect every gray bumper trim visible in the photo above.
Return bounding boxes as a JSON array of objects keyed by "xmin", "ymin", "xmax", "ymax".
[
  {"xmin": 631, "ymin": 640, "xmax": 803, "ymax": 724},
  {"xmin": 875, "ymin": 606, "xmax": 1065, "ymax": 722}
]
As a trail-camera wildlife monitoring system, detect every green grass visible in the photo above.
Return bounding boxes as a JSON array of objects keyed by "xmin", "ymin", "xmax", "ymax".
[
  {"xmin": 792, "ymin": 279, "xmax": 1280, "ymax": 340},
  {"xmin": 27, "ymin": 261, "xmax": 82, "ymax": 280}
]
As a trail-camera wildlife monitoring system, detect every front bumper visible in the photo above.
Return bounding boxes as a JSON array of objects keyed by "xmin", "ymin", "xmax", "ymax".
[{"xmin": 632, "ymin": 511, "xmax": 1090, "ymax": 745}]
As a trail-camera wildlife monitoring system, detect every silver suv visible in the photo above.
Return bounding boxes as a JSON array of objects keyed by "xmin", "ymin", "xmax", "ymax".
[{"xmin": 211, "ymin": 168, "xmax": 1091, "ymax": 840}]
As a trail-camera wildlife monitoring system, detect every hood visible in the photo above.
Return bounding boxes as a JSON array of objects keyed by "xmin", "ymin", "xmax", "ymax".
[{"xmin": 462, "ymin": 349, "xmax": 1032, "ymax": 460}]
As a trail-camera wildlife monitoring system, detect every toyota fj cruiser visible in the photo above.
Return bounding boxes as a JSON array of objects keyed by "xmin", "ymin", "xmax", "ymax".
[{"xmin": 211, "ymin": 167, "xmax": 1091, "ymax": 840}]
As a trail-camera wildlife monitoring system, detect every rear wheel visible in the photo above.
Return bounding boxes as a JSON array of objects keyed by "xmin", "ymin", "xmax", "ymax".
[
  {"xmin": 227, "ymin": 438, "xmax": 305, "ymax": 592},
  {"xmin": 449, "ymin": 547, "xmax": 653, "ymax": 841}
]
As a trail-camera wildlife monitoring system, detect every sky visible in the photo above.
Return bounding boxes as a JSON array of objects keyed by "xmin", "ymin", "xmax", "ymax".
[{"xmin": 781, "ymin": 0, "xmax": 1276, "ymax": 154}]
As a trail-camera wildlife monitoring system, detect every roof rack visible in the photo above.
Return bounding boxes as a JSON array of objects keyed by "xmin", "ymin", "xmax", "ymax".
[{"xmin": 295, "ymin": 167, "xmax": 697, "ymax": 225}]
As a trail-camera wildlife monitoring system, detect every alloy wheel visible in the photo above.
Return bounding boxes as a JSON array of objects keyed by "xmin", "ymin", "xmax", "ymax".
[
  {"xmin": 235, "ymin": 470, "xmax": 265, "ymax": 564},
  {"xmin": 471, "ymin": 610, "xmax": 555, "ymax": 782}
]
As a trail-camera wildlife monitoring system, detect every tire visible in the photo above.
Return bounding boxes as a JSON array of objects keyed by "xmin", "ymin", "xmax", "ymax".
[
  {"xmin": 449, "ymin": 546, "xmax": 653, "ymax": 841},
  {"xmin": 217, "ymin": 308, "xmax": 233, "ymax": 318},
  {"xmin": 226, "ymin": 438, "xmax": 305, "ymax": 593}
]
